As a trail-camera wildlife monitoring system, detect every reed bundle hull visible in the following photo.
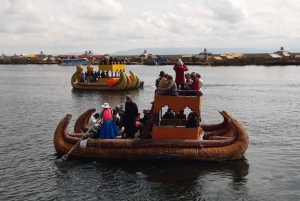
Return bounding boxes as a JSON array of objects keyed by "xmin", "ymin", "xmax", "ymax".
[{"xmin": 54, "ymin": 110, "xmax": 249, "ymax": 161}]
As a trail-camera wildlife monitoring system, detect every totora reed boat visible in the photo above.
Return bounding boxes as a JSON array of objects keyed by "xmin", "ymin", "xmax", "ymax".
[
  {"xmin": 71, "ymin": 62, "xmax": 144, "ymax": 90},
  {"xmin": 54, "ymin": 90, "xmax": 249, "ymax": 161}
]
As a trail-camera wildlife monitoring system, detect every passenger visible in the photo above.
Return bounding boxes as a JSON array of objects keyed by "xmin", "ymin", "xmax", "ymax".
[
  {"xmin": 185, "ymin": 72, "xmax": 200, "ymax": 96},
  {"xmin": 185, "ymin": 73, "xmax": 193, "ymax": 85},
  {"xmin": 115, "ymin": 105, "xmax": 124, "ymax": 132},
  {"xmin": 186, "ymin": 112, "xmax": 199, "ymax": 128},
  {"xmin": 101, "ymin": 71, "xmax": 105, "ymax": 78},
  {"xmin": 123, "ymin": 95, "xmax": 138, "ymax": 138},
  {"xmin": 173, "ymin": 59, "xmax": 188, "ymax": 90},
  {"xmin": 79, "ymin": 73, "xmax": 84, "ymax": 82},
  {"xmin": 161, "ymin": 75, "xmax": 178, "ymax": 96},
  {"xmin": 98, "ymin": 103, "xmax": 120, "ymax": 139},
  {"xmin": 196, "ymin": 73, "xmax": 204, "ymax": 91},
  {"xmin": 155, "ymin": 71, "xmax": 165, "ymax": 88},
  {"xmin": 162, "ymin": 108, "xmax": 175, "ymax": 119},
  {"xmin": 119, "ymin": 105, "xmax": 125, "ymax": 117},
  {"xmin": 88, "ymin": 113, "xmax": 100, "ymax": 138},
  {"xmin": 137, "ymin": 109, "xmax": 151, "ymax": 139},
  {"xmin": 177, "ymin": 110, "xmax": 186, "ymax": 119},
  {"xmin": 113, "ymin": 109, "xmax": 120, "ymax": 127},
  {"xmin": 157, "ymin": 73, "xmax": 169, "ymax": 95}
]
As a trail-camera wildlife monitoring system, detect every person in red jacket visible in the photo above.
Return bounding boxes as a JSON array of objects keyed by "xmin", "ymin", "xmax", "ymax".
[
  {"xmin": 185, "ymin": 72, "xmax": 200, "ymax": 96},
  {"xmin": 173, "ymin": 59, "xmax": 188, "ymax": 90}
]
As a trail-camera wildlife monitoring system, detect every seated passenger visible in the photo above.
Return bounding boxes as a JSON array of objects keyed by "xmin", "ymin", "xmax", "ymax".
[
  {"xmin": 101, "ymin": 71, "xmax": 106, "ymax": 78},
  {"xmin": 177, "ymin": 110, "xmax": 186, "ymax": 119},
  {"xmin": 79, "ymin": 73, "xmax": 84, "ymax": 82},
  {"xmin": 186, "ymin": 112, "xmax": 199, "ymax": 128},
  {"xmin": 88, "ymin": 113, "xmax": 100, "ymax": 138},
  {"xmin": 157, "ymin": 74, "xmax": 169, "ymax": 94},
  {"xmin": 185, "ymin": 73, "xmax": 193, "ymax": 86},
  {"xmin": 137, "ymin": 109, "xmax": 152, "ymax": 139},
  {"xmin": 139, "ymin": 109, "xmax": 149, "ymax": 124},
  {"xmin": 185, "ymin": 72, "xmax": 200, "ymax": 96},
  {"xmin": 162, "ymin": 108, "xmax": 175, "ymax": 119},
  {"xmin": 161, "ymin": 75, "xmax": 178, "ymax": 96}
]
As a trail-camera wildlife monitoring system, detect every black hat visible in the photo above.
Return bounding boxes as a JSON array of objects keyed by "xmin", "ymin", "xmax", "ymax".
[{"xmin": 159, "ymin": 71, "xmax": 165, "ymax": 77}]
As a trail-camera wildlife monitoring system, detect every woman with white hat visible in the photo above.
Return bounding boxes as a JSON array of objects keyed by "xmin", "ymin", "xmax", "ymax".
[{"xmin": 98, "ymin": 102, "xmax": 120, "ymax": 139}]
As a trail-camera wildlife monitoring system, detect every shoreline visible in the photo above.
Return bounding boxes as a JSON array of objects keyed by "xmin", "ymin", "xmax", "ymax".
[{"xmin": 1, "ymin": 52, "xmax": 300, "ymax": 66}]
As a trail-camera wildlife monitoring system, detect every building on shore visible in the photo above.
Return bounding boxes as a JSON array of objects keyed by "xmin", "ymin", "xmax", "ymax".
[
  {"xmin": 195, "ymin": 48, "xmax": 213, "ymax": 62},
  {"xmin": 264, "ymin": 53, "xmax": 281, "ymax": 62},
  {"xmin": 274, "ymin": 47, "xmax": 291, "ymax": 62},
  {"xmin": 36, "ymin": 51, "xmax": 48, "ymax": 62}
]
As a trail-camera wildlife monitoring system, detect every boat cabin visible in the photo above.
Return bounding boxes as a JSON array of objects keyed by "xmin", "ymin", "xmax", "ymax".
[
  {"xmin": 98, "ymin": 63, "xmax": 126, "ymax": 83},
  {"xmin": 146, "ymin": 90, "xmax": 203, "ymax": 140}
]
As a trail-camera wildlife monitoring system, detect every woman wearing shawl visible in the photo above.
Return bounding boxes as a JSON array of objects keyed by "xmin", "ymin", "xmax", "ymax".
[{"xmin": 98, "ymin": 103, "xmax": 120, "ymax": 139}]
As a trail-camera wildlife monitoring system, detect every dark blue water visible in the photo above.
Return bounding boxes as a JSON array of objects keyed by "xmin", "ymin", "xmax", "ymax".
[{"xmin": 0, "ymin": 64, "xmax": 299, "ymax": 200}]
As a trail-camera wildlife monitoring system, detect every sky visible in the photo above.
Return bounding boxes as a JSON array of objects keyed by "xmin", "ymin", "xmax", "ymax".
[{"xmin": 1, "ymin": 0, "xmax": 299, "ymax": 55}]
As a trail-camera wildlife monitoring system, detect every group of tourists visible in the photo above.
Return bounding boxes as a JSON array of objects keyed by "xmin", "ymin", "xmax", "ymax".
[
  {"xmin": 100, "ymin": 56, "xmax": 125, "ymax": 64},
  {"xmin": 155, "ymin": 59, "xmax": 203, "ymax": 96},
  {"xmin": 162, "ymin": 108, "xmax": 199, "ymax": 128},
  {"xmin": 79, "ymin": 69, "xmax": 125, "ymax": 83},
  {"xmin": 86, "ymin": 58, "xmax": 204, "ymax": 139},
  {"xmin": 89, "ymin": 95, "xmax": 151, "ymax": 139}
]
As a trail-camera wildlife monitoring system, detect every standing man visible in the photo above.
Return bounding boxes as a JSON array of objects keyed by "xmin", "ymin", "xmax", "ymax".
[
  {"xmin": 123, "ymin": 95, "xmax": 138, "ymax": 138},
  {"xmin": 173, "ymin": 59, "xmax": 188, "ymax": 90}
]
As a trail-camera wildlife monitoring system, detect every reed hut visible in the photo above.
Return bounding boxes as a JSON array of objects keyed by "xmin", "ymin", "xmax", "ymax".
[
  {"xmin": 36, "ymin": 51, "xmax": 48, "ymax": 62},
  {"xmin": 209, "ymin": 56, "xmax": 223, "ymax": 65}
]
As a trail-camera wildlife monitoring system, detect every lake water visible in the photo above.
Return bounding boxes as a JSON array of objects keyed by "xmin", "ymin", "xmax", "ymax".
[{"xmin": 0, "ymin": 64, "xmax": 299, "ymax": 200}]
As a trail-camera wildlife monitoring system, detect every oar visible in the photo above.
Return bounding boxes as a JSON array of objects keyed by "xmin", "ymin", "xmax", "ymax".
[{"xmin": 55, "ymin": 117, "xmax": 101, "ymax": 166}]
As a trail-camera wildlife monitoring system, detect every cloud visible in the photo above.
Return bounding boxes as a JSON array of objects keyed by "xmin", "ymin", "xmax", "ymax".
[
  {"xmin": 205, "ymin": 0, "xmax": 247, "ymax": 24},
  {"xmin": 0, "ymin": 0, "xmax": 300, "ymax": 54}
]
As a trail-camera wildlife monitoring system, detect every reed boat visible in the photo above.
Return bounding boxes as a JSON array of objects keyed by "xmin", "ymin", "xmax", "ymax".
[
  {"xmin": 71, "ymin": 62, "xmax": 144, "ymax": 90},
  {"xmin": 54, "ymin": 90, "xmax": 249, "ymax": 161}
]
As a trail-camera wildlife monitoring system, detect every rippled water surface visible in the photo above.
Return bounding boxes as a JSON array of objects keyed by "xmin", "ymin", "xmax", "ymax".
[{"xmin": 0, "ymin": 64, "xmax": 300, "ymax": 200}]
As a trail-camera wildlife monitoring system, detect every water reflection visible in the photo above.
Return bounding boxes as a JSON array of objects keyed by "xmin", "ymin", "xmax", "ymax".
[
  {"xmin": 55, "ymin": 158, "xmax": 249, "ymax": 200},
  {"xmin": 117, "ymin": 158, "xmax": 249, "ymax": 185},
  {"xmin": 71, "ymin": 88, "xmax": 153, "ymax": 115}
]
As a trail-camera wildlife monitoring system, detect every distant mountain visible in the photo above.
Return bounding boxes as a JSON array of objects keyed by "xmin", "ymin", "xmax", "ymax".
[{"xmin": 112, "ymin": 47, "xmax": 300, "ymax": 55}]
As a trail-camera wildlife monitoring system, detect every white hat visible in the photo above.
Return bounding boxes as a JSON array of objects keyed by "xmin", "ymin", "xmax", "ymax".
[
  {"xmin": 101, "ymin": 103, "xmax": 110, "ymax": 108},
  {"xmin": 177, "ymin": 59, "xmax": 183, "ymax": 66}
]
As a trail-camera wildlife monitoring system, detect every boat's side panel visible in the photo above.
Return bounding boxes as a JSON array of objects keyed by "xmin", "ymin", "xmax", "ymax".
[
  {"xmin": 153, "ymin": 95, "xmax": 202, "ymax": 116},
  {"xmin": 152, "ymin": 126, "xmax": 201, "ymax": 140}
]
